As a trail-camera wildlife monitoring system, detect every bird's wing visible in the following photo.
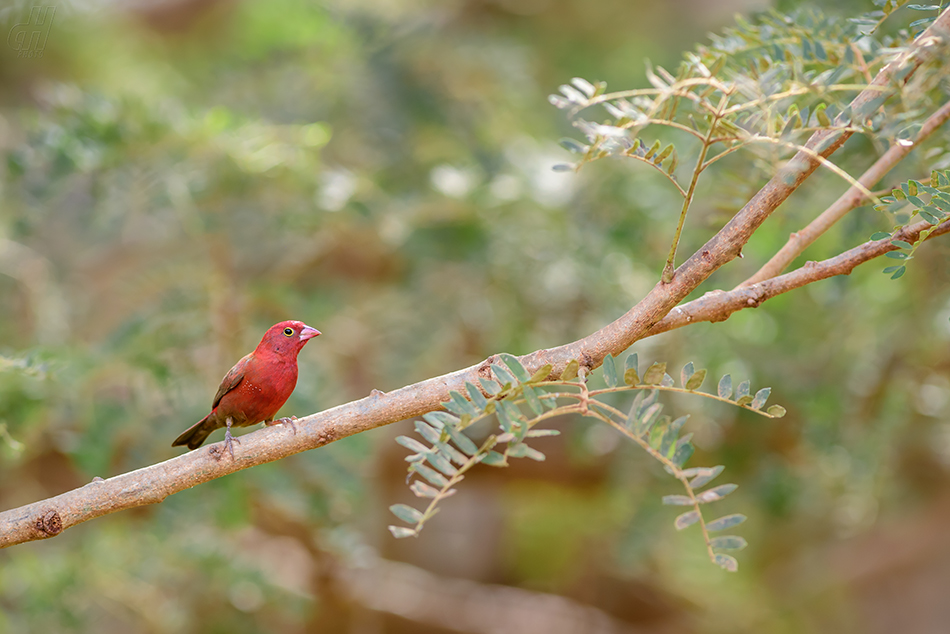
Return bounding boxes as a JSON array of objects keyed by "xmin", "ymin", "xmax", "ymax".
[{"xmin": 211, "ymin": 352, "xmax": 252, "ymax": 409}]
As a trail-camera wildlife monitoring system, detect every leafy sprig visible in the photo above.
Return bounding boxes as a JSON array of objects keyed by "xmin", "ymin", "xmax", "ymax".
[
  {"xmin": 870, "ymin": 169, "xmax": 950, "ymax": 278},
  {"xmin": 389, "ymin": 352, "xmax": 784, "ymax": 572}
]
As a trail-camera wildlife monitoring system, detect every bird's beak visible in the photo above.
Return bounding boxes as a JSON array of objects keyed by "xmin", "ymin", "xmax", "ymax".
[{"xmin": 300, "ymin": 325, "xmax": 322, "ymax": 341}]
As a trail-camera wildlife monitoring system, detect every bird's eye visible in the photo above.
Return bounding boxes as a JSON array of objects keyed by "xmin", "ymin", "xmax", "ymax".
[{"xmin": 283, "ymin": 327, "xmax": 294, "ymax": 337}]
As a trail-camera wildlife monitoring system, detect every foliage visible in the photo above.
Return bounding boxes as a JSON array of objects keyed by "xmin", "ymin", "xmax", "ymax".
[
  {"xmin": 390, "ymin": 352, "xmax": 782, "ymax": 570},
  {"xmin": 870, "ymin": 168, "xmax": 950, "ymax": 278},
  {"xmin": 552, "ymin": 7, "xmax": 947, "ymax": 279}
]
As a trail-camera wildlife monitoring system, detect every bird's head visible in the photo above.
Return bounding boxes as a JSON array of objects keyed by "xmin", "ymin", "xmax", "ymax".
[{"xmin": 258, "ymin": 320, "xmax": 321, "ymax": 357}]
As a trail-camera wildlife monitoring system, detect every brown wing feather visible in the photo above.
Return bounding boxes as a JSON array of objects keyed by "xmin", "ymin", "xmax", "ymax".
[{"xmin": 212, "ymin": 352, "xmax": 252, "ymax": 409}]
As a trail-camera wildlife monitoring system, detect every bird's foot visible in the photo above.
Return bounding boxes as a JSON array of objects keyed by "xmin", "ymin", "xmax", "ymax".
[
  {"xmin": 225, "ymin": 418, "xmax": 241, "ymax": 460},
  {"xmin": 224, "ymin": 429, "xmax": 242, "ymax": 460},
  {"xmin": 267, "ymin": 416, "xmax": 298, "ymax": 435}
]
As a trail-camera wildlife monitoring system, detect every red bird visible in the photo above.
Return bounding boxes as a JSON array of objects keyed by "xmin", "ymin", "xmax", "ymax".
[{"xmin": 173, "ymin": 320, "xmax": 321, "ymax": 456}]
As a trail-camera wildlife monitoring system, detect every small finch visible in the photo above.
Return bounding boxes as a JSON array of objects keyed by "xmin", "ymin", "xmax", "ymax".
[{"xmin": 172, "ymin": 320, "xmax": 321, "ymax": 457}]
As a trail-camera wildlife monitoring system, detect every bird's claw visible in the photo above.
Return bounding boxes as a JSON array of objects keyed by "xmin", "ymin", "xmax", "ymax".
[
  {"xmin": 224, "ymin": 417, "xmax": 240, "ymax": 461},
  {"xmin": 267, "ymin": 416, "xmax": 298, "ymax": 435}
]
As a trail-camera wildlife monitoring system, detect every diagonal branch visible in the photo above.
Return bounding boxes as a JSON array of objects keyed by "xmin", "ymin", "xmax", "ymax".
[
  {"xmin": 3, "ymin": 9, "xmax": 950, "ymax": 550},
  {"xmin": 739, "ymin": 98, "xmax": 950, "ymax": 288},
  {"xmin": 645, "ymin": 218, "xmax": 950, "ymax": 337}
]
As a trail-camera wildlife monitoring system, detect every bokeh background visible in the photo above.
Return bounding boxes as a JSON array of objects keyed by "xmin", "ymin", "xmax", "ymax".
[{"xmin": 3, "ymin": 0, "xmax": 950, "ymax": 632}]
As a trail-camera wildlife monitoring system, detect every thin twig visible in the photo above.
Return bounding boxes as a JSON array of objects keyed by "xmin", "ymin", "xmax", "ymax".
[
  {"xmin": 589, "ymin": 407, "xmax": 717, "ymax": 564},
  {"xmin": 662, "ymin": 92, "xmax": 727, "ymax": 282},
  {"xmin": 588, "ymin": 384, "xmax": 780, "ymax": 417},
  {"xmin": 622, "ymin": 153, "xmax": 687, "ymax": 197},
  {"xmin": 746, "ymin": 135, "xmax": 879, "ymax": 202},
  {"xmin": 721, "ymin": 83, "xmax": 885, "ymax": 116},
  {"xmin": 632, "ymin": 118, "xmax": 707, "ymax": 141}
]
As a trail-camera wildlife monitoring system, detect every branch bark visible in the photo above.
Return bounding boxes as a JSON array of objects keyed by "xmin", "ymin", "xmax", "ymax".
[
  {"xmin": 646, "ymin": 218, "xmax": 950, "ymax": 337},
  {"xmin": 739, "ymin": 98, "xmax": 950, "ymax": 288},
  {"xmin": 3, "ymin": 9, "xmax": 950, "ymax": 549}
]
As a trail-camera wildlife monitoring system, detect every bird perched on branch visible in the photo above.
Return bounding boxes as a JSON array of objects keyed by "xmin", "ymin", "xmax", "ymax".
[{"xmin": 172, "ymin": 320, "xmax": 321, "ymax": 457}]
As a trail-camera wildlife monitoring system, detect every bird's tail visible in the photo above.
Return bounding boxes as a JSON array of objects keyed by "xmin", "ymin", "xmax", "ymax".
[{"xmin": 172, "ymin": 412, "xmax": 217, "ymax": 450}]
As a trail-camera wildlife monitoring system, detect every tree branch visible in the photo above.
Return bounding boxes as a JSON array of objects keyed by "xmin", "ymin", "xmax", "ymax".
[
  {"xmin": 343, "ymin": 556, "xmax": 655, "ymax": 634},
  {"xmin": 645, "ymin": 218, "xmax": 950, "ymax": 337},
  {"xmin": 3, "ymin": 10, "xmax": 950, "ymax": 549},
  {"xmin": 739, "ymin": 98, "xmax": 950, "ymax": 288}
]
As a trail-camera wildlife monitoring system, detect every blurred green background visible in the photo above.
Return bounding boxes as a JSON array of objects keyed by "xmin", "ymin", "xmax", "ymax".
[{"xmin": 3, "ymin": 0, "xmax": 950, "ymax": 632}]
